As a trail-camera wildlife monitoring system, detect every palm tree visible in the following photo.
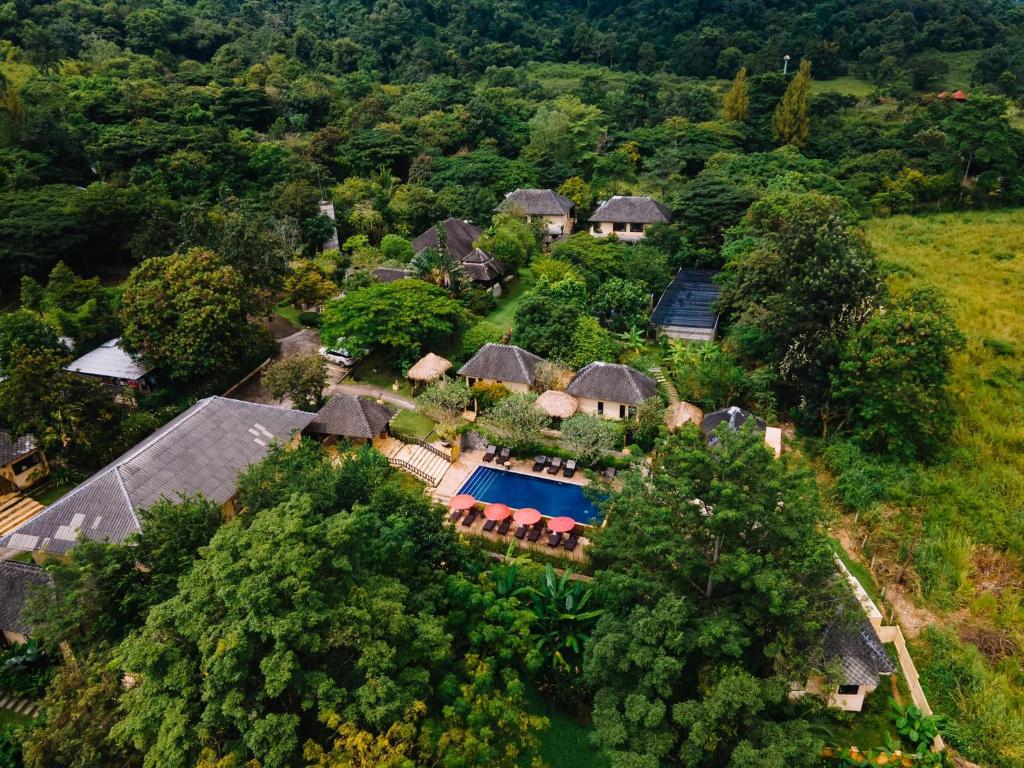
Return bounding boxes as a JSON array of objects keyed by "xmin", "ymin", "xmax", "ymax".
[
  {"xmin": 617, "ymin": 326, "xmax": 646, "ymax": 356},
  {"xmin": 529, "ymin": 565, "xmax": 603, "ymax": 672},
  {"xmin": 408, "ymin": 244, "xmax": 463, "ymax": 296}
]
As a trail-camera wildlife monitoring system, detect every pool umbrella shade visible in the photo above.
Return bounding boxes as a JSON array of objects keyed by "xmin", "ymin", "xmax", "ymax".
[
  {"xmin": 547, "ymin": 516, "xmax": 576, "ymax": 533},
  {"xmin": 513, "ymin": 508, "xmax": 541, "ymax": 526},
  {"xmin": 484, "ymin": 502, "xmax": 512, "ymax": 521},
  {"xmin": 449, "ymin": 494, "xmax": 476, "ymax": 511}
]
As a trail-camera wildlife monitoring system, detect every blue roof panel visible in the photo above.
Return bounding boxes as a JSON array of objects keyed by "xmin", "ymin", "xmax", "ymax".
[{"xmin": 651, "ymin": 269, "xmax": 721, "ymax": 330}]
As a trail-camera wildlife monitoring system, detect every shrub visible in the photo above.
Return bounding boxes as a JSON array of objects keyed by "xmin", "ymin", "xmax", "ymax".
[
  {"xmin": 820, "ymin": 439, "xmax": 916, "ymax": 513},
  {"xmin": 458, "ymin": 320, "xmax": 505, "ymax": 363},
  {"xmin": 459, "ymin": 286, "xmax": 497, "ymax": 317},
  {"xmin": 298, "ymin": 311, "xmax": 322, "ymax": 327},
  {"xmin": 471, "ymin": 381, "xmax": 510, "ymax": 410}
]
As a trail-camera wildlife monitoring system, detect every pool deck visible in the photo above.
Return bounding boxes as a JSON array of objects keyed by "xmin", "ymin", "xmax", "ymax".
[{"xmin": 432, "ymin": 449, "xmax": 596, "ymax": 562}]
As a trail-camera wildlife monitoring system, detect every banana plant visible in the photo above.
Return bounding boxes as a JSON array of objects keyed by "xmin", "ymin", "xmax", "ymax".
[{"xmin": 529, "ymin": 565, "xmax": 603, "ymax": 672}]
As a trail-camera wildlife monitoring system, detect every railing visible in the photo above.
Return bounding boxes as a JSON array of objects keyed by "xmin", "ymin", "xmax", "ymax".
[
  {"xmin": 387, "ymin": 457, "xmax": 437, "ymax": 486},
  {"xmin": 391, "ymin": 432, "xmax": 450, "ymax": 462}
]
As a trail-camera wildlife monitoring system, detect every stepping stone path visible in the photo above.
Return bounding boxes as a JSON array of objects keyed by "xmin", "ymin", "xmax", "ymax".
[
  {"xmin": 649, "ymin": 366, "xmax": 680, "ymax": 405},
  {"xmin": 0, "ymin": 691, "xmax": 41, "ymax": 718}
]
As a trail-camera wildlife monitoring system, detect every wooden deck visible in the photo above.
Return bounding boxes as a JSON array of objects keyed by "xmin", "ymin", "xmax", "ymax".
[{"xmin": 0, "ymin": 492, "xmax": 45, "ymax": 537}]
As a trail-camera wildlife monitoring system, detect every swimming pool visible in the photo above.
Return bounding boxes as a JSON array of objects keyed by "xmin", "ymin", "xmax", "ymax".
[{"xmin": 457, "ymin": 466, "xmax": 601, "ymax": 525}]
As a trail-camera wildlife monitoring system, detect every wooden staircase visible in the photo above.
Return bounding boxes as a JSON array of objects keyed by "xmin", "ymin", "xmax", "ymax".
[
  {"xmin": 0, "ymin": 493, "xmax": 45, "ymax": 537},
  {"xmin": 378, "ymin": 436, "xmax": 451, "ymax": 487},
  {"xmin": 649, "ymin": 366, "xmax": 680, "ymax": 404},
  {"xmin": 0, "ymin": 691, "xmax": 41, "ymax": 719}
]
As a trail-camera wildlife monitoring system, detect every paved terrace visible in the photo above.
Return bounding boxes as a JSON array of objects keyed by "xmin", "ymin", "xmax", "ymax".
[{"xmin": 432, "ymin": 448, "xmax": 597, "ymax": 563}]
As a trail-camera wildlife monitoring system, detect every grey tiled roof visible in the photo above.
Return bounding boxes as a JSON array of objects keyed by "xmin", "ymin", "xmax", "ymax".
[
  {"xmin": 701, "ymin": 406, "xmax": 766, "ymax": 443},
  {"xmin": 374, "ymin": 267, "xmax": 411, "ymax": 283},
  {"xmin": 66, "ymin": 338, "xmax": 152, "ymax": 381},
  {"xmin": 0, "ymin": 561, "xmax": 52, "ymax": 636},
  {"xmin": 0, "ymin": 398, "xmax": 314, "ymax": 555},
  {"xmin": 307, "ymin": 395, "xmax": 395, "ymax": 438},
  {"xmin": 459, "ymin": 248, "xmax": 508, "ymax": 284},
  {"xmin": 651, "ymin": 269, "xmax": 721, "ymax": 331},
  {"xmin": 566, "ymin": 362, "xmax": 657, "ymax": 404},
  {"xmin": 497, "ymin": 189, "xmax": 575, "ymax": 216},
  {"xmin": 458, "ymin": 343, "xmax": 544, "ymax": 385},
  {"xmin": 0, "ymin": 431, "xmax": 37, "ymax": 465},
  {"xmin": 589, "ymin": 196, "xmax": 671, "ymax": 224},
  {"xmin": 412, "ymin": 218, "xmax": 484, "ymax": 261},
  {"xmin": 823, "ymin": 613, "xmax": 898, "ymax": 686}
]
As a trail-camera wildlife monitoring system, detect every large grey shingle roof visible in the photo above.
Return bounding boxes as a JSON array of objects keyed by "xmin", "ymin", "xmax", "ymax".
[
  {"xmin": 497, "ymin": 189, "xmax": 575, "ymax": 216},
  {"xmin": 823, "ymin": 613, "xmax": 898, "ymax": 686},
  {"xmin": 0, "ymin": 397, "xmax": 314, "ymax": 555},
  {"xmin": 307, "ymin": 395, "xmax": 395, "ymax": 439},
  {"xmin": 458, "ymin": 343, "xmax": 545, "ymax": 386},
  {"xmin": 0, "ymin": 431, "xmax": 37, "ymax": 465},
  {"xmin": 0, "ymin": 561, "xmax": 52, "ymax": 636},
  {"xmin": 412, "ymin": 218, "xmax": 484, "ymax": 261},
  {"xmin": 566, "ymin": 362, "xmax": 657, "ymax": 404},
  {"xmin": 66, "ymin": 338, "xmax": 152, "ymax": 381},
  {"xmin": 651, "ymin": 269, "xmax": 721, "ymax": 331},
  {"xmin": 589, "ymin": 196, "xmax": 671, "ymax": 224}
]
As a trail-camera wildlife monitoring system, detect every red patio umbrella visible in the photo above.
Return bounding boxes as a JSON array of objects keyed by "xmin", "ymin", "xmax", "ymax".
[
  {"xmin": 449, "ymin": 494, "xmax": 476, "ymax": 511},
  {"xmin": 547, "ymin": 516, "xmax": 576, "ymax": 534},
  {"xmin": 483, "ymin": 502, "xmax": 512, "ymax": 521},
  {"xmin": 513, "ymin": 507, "xmax": 541, "ymax": 526}
]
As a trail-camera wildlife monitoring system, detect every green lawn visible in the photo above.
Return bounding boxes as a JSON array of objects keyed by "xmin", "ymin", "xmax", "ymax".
[
  {"xmin": 830, "ymin": 538, "xmax": 884, "ymax": 608},
  {"xmin": 487, "ymin": 267, "xmax": 535, "ymax": 330},
  {"xmin": 347, "ymin": 349, "xmax": 415, "ymax": 399},
  {"xmin": 391, "ymin": 408, "xmax": 435, "ymax": 439},
  {"xmin": 811, "ymin": 76, "xmax": 875, "ymax": 98},
  {"xmin": 274, "ymin": 301, "xmax": 304, "ymax": 326},
  {"xmin": 523, "ymin": 685, "xmax": 609, "ymax": 768}
]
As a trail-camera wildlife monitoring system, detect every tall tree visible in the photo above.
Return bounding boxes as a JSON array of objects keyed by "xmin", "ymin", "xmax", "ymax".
[
  {"xmin": 723, "ymin": 66, "xmax": 750, "ymax": 122},
  {"xmin": 119, "ymin": 248, "xmax": 271, "ymax": 382},
  {"xmin": 772, "ymin": 59, "xmax": 813, "ymax": 147}
]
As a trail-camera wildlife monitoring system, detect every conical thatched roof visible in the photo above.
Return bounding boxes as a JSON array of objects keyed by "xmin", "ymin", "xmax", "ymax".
[
  {"xmin": 407, "ymin": 353, "xmax": 452, "ymax": 382},
  {"xmin": 664, "ymin": 401, "xmax": 704, "ymax": 432},
  {"xmin": 535, "ymin": 390, "xmax": 578, "ymax": 419}
]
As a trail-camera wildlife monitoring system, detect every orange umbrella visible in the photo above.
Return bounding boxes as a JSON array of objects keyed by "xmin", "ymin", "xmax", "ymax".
[
  {"xmin": 483, "ymin": 502, "xmax": 512, "ymax": 521},
  {"xmin": 513, "ymin": 507, "xmax": 541, "ymax": 526},
  {"xmin": 547, "ymin": 516, "xmax": 576, "ymax": 533},
  {"xmin": 449, "ymin": 494, "xmax": 476, "ymax": 511}
]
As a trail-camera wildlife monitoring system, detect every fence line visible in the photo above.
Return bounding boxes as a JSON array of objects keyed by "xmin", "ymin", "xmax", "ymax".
[{"xmin": 222, "ymin": 358, "xmax": 272, "ymax": 398}]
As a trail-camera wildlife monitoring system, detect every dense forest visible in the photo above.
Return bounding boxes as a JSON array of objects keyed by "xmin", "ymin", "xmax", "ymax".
[{"xmin": 2, "ymin": 1, "xmax": 1024, "ymax": 767}]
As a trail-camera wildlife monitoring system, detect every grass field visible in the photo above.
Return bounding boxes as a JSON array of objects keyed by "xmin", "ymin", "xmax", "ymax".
[
  {"xmin": 390, "ymin": 408, "xmax": 435, "ymax": 439},
  {"xmin": 811, "ymin": 76, "xmax": 875, "ymax": 98},
  {"xmin": 487, "ymin": 267, "xmax": 535, "ymax": 330},
  {"xmin": 866, "ymin": 211, "xmax": 1024, "ymax": 572}
]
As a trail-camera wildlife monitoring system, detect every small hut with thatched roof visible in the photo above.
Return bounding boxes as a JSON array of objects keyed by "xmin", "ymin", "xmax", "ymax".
[
  {"xmin": 535, "ymin": 390, "xmax": 578, "ymax": 428},
  {"xmin": 407, "ymin": 353, "xmax": 452, "ymax": 385},
  {"xmin": 664, "ymin": 401, "xmax": 704, "ymax": 433}
]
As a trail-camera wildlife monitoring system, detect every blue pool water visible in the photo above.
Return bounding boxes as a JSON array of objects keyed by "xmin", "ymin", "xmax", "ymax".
[{"xmin": 458, "ymin": 466, "xmax": 601, "ymax": 525}]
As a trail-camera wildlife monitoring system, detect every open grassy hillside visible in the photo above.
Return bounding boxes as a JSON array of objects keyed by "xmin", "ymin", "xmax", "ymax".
[{"xmin": 857, "ymin": 211, "xmax": 1024, "ymax": 767}]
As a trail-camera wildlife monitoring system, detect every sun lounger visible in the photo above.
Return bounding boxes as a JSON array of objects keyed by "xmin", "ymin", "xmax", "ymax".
[
  {"xmin": 497, "ymin": 518, "xmax": 512, "ymax": 535},
  {"xmin": 532, "ymin": 455, "xmax": 547, "ymax": 472},
  {"xmin": 527, "ymin": 524, "xmax": 543, "ymax": 543},
  {"xmin": 482, "ymin": 518, "xmax": 497, "ymax": 532},
  {"xmin": 514, "ymin": 524, "xmax": 528, "ymax": 539},
  {"xmin": 547, "ymin": 532, "xmax": 563, "ymax": 548},
  {"xmin": 498, "ymin": 447, "xmax": 511, "ymax": 462},
  {"xmin": 448, "ymin": 509, "xmax": 463, "ymax": 523},
  {"xmin": 563, "ymin": 533, "xmax": 579, "ymax": 552},
  {"xmin": 603, "ymin": 466, "xmax": 616, "ymax": 481},
  {"xmin": 461, "ymin": 510, "xmax": 477, "ymax": 527},
  {"xmin": 563, "ymin": 459, "xmax": 577, "ymax": 478},
  {"xmin": 547, "ymin": 457, "xmax": 562, "ymax": 474},
  {"xmin": 483, "ymin": 445, "xmax": 497, "ymax": 462}
]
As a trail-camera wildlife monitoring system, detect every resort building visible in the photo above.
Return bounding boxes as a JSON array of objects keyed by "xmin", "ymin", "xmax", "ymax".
[
  {"xmin": 588, "ymin": 196, "xmax": 670, "ymax": 242},
  {"xmin": 651, "ymin": 269, "xmax": 721, "ymax": 341},
  {"xmin": 0, "ymin": 397, "xmax": 314, "ymax": 557},
  {"xmin": 496, "ymin": 188, "xmax": 576, "ymax": 238},
  {"xmin": 0, "ymin": 432, "xmax": 48, "ymax": 493},
  {"xmin": 566, "ymin": 362, "xmax": 657, "ymax": 420},
  {"xmin": 305, "ymin": 395, "xmax": 395, "ymax": 449},
  {"xmin": 412, "ymin": 218, "xmax": 510, "ymax": 294},
  {"xmin": 65, "ymin": 337, "xmax": 154, "ymax": 391},
  {"xmin": 702, "ymin": 405, "xmax": 783, "ymax": 457},
  {"xmin": 0, "ymin": 561, "xmax": 52, "ymax": 645},
  {"xmin": 458, "ymin": 343, "xmax": 545, "ymax": 393}
]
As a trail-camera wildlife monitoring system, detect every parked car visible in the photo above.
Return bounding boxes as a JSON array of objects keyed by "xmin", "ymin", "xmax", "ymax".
[{"xmin": 318, "ymin": 338, "xmax": 365, "ymax": 367}]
